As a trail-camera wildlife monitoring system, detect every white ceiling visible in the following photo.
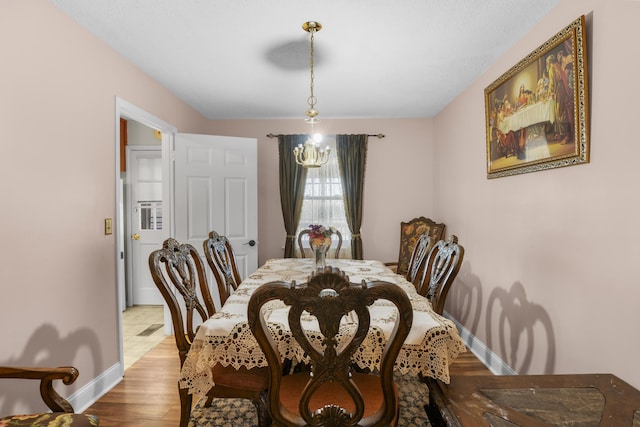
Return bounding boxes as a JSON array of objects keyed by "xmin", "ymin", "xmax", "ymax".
[{"xmin": 50, "ymin": 0, "xmax": 559, "ymax": 120}]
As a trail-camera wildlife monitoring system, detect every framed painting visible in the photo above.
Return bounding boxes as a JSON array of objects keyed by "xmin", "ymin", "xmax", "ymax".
[{"xmin": 485, "ymin": 15, "xmax": 589, "ymax": 179}]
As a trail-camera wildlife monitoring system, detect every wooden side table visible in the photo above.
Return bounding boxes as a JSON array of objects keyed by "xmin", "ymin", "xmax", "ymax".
[{"xmin": 425, "ymin": 374, "xmax": 640, "ymax": 426}]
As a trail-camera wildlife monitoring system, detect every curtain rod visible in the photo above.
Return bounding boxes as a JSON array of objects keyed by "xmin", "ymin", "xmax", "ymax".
[{"xmin": 266, "ymin": 133, "xmax": 385, "ymax": 139}]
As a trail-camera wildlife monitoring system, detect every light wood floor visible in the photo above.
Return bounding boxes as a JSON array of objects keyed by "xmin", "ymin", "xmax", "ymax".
[
  {"xmin": 86, "ymin": 336, "xmax": 491, "ymax": 426},
  {"xmin": 87, "ymin": 337, "xmax": 182, "ymax": 426}
]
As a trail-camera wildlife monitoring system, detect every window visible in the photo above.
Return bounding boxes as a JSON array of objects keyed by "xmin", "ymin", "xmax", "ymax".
[
  {"xmin": 138, "ymin": 201, "xmax": 162, "ymax": 230},
  {"xmin": 135, "ymin": 155, "xmax": 163, "ymax": 230},
  {"xmin": 297, "ymin": 136, "xmax": 350, "ymax": 258}
]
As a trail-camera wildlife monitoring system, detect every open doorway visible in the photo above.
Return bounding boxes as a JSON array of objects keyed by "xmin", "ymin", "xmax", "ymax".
[
  {"xmin": 115, "ymin": 98, "xmax": 175, "ymax": 374},
  {"xmin": 114, "ymin": 98, "xmax": 259, "ymax": 374},
  {"xmin": 121, "ymin": 120, "xmax": 166, "ymax": 369}
]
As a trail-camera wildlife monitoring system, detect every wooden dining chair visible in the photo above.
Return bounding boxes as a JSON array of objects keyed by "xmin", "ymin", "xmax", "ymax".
[
  {"xmin": 386, "ymin": 217, "xmax": 445, "ymax": 276},
  {"xmin": 417, "ymin": 235, "xmax": 465, "ymax": 315},
  {"xmin": 247, "ymin": 266, "xmax": 413, "ymax": 427},
  {"xmin": 203, "ymin": 230, "xmax": 242, "ymax": 306},
  {"xmin": 149, "ymin": 238, "xmax": 270, "ymax": 427},
  {"xmin": 297, "ymin": 228, "xmax": 343, "ymax": 258},
  {"xmin": 405, "ymin": 232, "xmax": 433, "ymax": 289},
  {"xmin": 0, "ymin": 366, "xmax": 99, "ymax": 426}
]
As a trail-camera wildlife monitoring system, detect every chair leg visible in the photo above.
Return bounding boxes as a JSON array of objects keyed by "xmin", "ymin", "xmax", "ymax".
[
  {"xmin": 204, "ymin": 390, "xmax": 214, "ymax": 407},
  {"xmin": 254, "ymin": 390, "xmax": 271, "ymax": 427},
  {"xmin": 179, "ymin": 386, "xmax": 193, "ymax": 427}
]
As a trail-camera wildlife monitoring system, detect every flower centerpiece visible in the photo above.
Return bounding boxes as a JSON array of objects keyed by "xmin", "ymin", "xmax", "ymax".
[
  {"xmin": 308, "ymin": 224, "xmax": 336, "ymax": 270},
  {"xmin": 308, "ymin": 224, "xmax": 336, "ymax": 248}
]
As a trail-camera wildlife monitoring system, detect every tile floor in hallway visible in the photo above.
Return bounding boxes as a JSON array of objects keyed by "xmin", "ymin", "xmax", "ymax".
[{"xmin": 122, "ymin": 305, "xmax": 168, "ymax": 370}]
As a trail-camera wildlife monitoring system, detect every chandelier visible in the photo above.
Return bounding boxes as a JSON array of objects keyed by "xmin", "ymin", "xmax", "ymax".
[{"xmin": 293, "ymin": 21, "xmax": 330, "ymax": 168}]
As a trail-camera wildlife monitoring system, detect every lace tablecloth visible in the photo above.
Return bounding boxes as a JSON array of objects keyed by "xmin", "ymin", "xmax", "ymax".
[{"xmin": 179, "ymin": 258, "xmax": 466, "ymax": 394}]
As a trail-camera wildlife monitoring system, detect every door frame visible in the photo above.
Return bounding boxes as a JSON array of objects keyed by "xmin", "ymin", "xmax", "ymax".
[{"xmin": 114, "ymin": 97, "xmax": 176, "ymax": 375}]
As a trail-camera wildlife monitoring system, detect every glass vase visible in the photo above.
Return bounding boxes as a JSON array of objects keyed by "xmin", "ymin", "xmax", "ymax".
[{"xmin": 315, "ymin": 245, "xmax": 328, "ymax": 271}]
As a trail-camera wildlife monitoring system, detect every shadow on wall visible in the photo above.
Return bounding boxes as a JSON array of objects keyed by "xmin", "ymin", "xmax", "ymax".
[
  {"xmin": 446, "ymin": 262, "xmax": 483, "ymax": 344},
  {"xmin": 0, "ymin": 324, "xmax": 102, "ymax": 415},
  {"xmin": 486, "ymin": 282, "xmax": 556, "ymax": 375}
]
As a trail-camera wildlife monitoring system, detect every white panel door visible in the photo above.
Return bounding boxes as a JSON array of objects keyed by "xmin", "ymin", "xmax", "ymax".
[
  {"xmin": 174, "ymin": 133, "xmax": 258, "ymax": 307},
  {"xmin": 127, "ymin": 148, "xmax": 167, "ymax": 305}
]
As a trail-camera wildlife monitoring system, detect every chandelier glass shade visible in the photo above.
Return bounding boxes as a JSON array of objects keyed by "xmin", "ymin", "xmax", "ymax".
[{"xmin": 294, "ymin": 21, "xmax": 330, "ymax": 168}]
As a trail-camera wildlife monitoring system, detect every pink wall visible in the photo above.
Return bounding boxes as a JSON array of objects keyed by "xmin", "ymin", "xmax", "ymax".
[
  {"xmin": 0, "ymin": 1, "xmax": 210, "ymax": 413},
  {"xmin": 204, "ymin": 118, "xmax": 435, "ymax": 266},
  {"xmin": 435, "ymin": 0, "xmax": 640, "ymax": 388},
  {"xmin": 3, "ymin": 0, "xmax": 639, "ymax": 415}
]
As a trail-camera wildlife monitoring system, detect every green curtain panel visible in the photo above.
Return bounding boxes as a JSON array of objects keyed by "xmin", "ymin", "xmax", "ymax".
[
  {"xmin": 336, "ymin": 134, "xmax": 368, "ymax": 260},
  {"xmin": 278, "ymin": 135, "xmax": 309, "ymax": 258}
]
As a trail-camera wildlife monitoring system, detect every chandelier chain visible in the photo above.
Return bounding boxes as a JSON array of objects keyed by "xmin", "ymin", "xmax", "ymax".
[{"xmin": 308, "ymin": 28, "xmax": 316, "ymax": 110}]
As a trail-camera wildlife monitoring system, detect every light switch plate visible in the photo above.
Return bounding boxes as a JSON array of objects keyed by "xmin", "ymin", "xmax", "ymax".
[{"xmin": 105, "ymin": 218, "xmax": 113, "ymax": 235}]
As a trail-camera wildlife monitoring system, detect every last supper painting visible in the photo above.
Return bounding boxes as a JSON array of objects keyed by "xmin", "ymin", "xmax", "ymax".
[{"xmin": 485, "ymin": 15, "xmax": 589, "ymax": 179}]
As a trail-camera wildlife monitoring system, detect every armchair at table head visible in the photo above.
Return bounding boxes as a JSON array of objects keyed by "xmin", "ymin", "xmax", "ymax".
[
  {"xmin": 203, "ymin": 230, "xmax": 242, "ymax": 306},
  {"xmin": 297, "ymin": 227, "xmax": 343, "ymax": 259},
  {"xmin": 247, "ymin": 266, "xmax": 413, "ymax": 427},
  {"xmin": 0, "ymin": 366, "xmax": 99, "ymax": 426},
  {"xmin": 417, "ymin": 235, "xmax": 465, "ymax": 315},
  {"xmin": 386, "ymin": 217, "xmax": 445, "ymax": 276},
  {"xmin": 149, "ymin": 238, "xmax": 270, "ymax": 427}
]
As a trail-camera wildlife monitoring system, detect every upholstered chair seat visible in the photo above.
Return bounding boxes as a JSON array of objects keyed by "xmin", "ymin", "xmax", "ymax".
[{"xmin": 0, "ymin": 412, "xmax": 99, "ymax": 426}]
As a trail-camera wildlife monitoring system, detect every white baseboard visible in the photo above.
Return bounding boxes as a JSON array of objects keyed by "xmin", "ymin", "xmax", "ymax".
[
  {"xmin": 67, "ymin": 362, "xmax": 124, "ymax": 413},
  {"xmin": 444, "ymin": 311, "xmax": 516, "ymax": 376}
]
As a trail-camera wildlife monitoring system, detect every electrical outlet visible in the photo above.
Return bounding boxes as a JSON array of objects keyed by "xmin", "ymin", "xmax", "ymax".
[{"xmin": 105, "ymin": 218, "xmax": 113, "ymax": 235}]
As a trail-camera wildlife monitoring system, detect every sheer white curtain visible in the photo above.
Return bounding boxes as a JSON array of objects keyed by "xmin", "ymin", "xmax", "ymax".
[{"xmin": 296, "ymin": 136, "xmax": 351, "ymax": 258}]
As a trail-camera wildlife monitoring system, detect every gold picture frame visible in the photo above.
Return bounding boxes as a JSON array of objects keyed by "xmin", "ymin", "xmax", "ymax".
[{"xmin": 485, "ymin": 16, "xmax": 589, "ymax": 179}]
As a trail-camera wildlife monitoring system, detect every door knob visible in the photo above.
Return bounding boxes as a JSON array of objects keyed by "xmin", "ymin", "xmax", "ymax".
[
  {"xmin": 244, "ymin": 240, "xmax": 256, "ymax": 247},
  {"xmin": 132, "ymin": 233, "xmax": 140, "ymax": 240}
]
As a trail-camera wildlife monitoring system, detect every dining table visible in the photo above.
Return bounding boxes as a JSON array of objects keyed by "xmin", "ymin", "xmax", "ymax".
[{"xmin": 179, "ymin": 257, "xmax": 467, "ymax": 396}]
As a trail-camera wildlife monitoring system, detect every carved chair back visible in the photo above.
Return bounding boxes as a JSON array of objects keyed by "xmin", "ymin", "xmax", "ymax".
[
  {"xmin": 417, "ymin": 235, "xmax": 465, "ymax": 315},
  {"xmin": 203, "ymin": 230, "xmax": 242, "ymax": 306},
  {"xmin": 297, "ymin": 228, "xmax": 343, "ymax": 258},
  {"xmin": 248, "ymin": 267, "xmax": 412, "ymax": 427},
  {"xmin": 405, "ymin": 232, "xmax": 432, "ymax": 288},
  {"xmin": 149, "ymin": 238, "xmax": 215, "ymax": 366}
]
